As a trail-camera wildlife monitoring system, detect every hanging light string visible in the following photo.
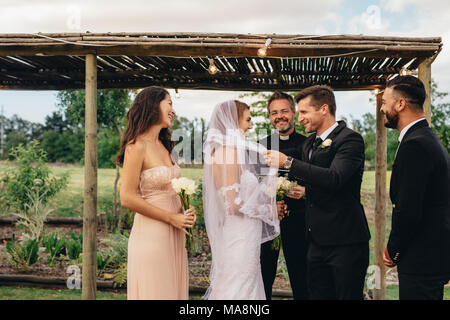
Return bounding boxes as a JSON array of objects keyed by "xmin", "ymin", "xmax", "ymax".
[{"xmin": 31, "ymin": 33, "xmax": 114, "ymax": 47}]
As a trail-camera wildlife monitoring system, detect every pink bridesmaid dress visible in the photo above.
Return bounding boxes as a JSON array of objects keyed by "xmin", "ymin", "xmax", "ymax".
[{"xmin": 127, "ymin": 164, "xmax": 189, "ymax": 300}]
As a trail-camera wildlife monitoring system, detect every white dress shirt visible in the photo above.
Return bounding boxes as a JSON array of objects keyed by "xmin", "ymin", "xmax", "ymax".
[
  {"xmin": 398, "ymin": 118, "xmax": 427, "ymax": 143},
  {"xmin": 395, "ymin": 118, "xmax": 426, "ymax": 159},
  {"xmin": 318, "ymin": 121, "xmax": 339, "ymax": 141}
]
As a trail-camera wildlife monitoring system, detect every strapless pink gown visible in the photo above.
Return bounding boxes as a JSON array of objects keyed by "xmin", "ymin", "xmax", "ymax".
[{"xmin": 127, "ymin": 165, "xmax": 189, "ymax": 300}]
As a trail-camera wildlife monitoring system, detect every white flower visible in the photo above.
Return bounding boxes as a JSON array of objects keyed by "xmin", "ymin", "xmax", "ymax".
[
  {"xmin": 171, "ymin": 177, "xmax": 197, "ymax": 195},
  {"xmin": 321, "ymin": 138, "xmax": 332, "ymax": 148}
]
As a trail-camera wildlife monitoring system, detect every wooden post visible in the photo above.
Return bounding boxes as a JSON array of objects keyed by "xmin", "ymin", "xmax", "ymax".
[
  {"xmin": 82, "ymin": 53, "xmax": 98, "ymax": 300},
  {"xmin": 418, "ymin": 59, "xmax": 432, "ymax": 126},
  {"xmin": 374, "ymin": 90, "xmax": 387, "ymax": 300}
]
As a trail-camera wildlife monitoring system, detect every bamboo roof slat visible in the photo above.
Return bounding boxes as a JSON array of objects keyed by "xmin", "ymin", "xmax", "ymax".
[{"xmin": 0, "ymin": 32, "xmax": 442, "ymax": 91}]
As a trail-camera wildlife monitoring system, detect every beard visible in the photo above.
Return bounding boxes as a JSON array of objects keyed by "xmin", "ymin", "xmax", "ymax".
[
  {"xmin": 384, "ymin": 111, "xmax": 399, "ymax": 129},
  {"xmin": 273, "ymin": 118, "xmax": 293, "ymax": 134}
]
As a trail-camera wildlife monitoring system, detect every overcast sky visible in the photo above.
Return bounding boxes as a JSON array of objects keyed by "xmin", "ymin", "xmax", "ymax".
[{"xmin": 0, "ymin": 0, "xmax": 449, "ymax": 125}]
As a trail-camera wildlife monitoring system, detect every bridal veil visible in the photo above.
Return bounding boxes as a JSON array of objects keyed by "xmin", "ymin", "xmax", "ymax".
[{"xmin": 202, "ymin": 100, "xmax": 280, "ymax": 299}]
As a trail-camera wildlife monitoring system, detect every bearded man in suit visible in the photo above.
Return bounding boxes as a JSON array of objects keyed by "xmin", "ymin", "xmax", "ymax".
[
  {"xmin": 264, "ymin": 85, "xmax": 371, "ymax": 300},
  {"xmin": 380, "ymin": 75, "xmax": 450, "ymax": 300}
]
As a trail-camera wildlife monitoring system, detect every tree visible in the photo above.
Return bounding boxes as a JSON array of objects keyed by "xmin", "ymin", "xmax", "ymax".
[
  {"xmin": 56, "ymin": 89, "xmax": 133, "ymax": 230},
  {"xmin": 431, "ymin": 80, "xmax": 450, "ymax": 153}
]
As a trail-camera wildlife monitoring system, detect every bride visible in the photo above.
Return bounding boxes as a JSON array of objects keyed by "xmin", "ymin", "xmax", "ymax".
[{"xmin": 202, "ymin": 100, "xmax": 280, "ymax": 300}]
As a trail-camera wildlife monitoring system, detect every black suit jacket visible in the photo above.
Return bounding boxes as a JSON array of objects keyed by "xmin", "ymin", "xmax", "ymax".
[
  {"xmin": 289, "ymin": 121, "xmax": 371, "ymax": 246},
  {"xmin": 259, "ymin": 131, "xmax": 307, "ymax": 214},
  {"xmin": 387, "ymin": 119, "xmax": 450, "ymax": 276}
]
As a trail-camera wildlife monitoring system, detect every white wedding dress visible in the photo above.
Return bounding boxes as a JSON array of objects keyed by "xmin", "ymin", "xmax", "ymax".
[
  {"xmin": 202, "ymin": 101, "xmax": 279, "ymax": 300},
  {"xmin": 208, "ymin": 172, "xmax": 265, "ymax": 299}
]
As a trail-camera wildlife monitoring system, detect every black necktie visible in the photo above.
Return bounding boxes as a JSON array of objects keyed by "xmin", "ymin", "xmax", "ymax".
[
  {"xmin": 309, "ymin": 137, "xmax": 323, "ymax": 160},
  {"xmin": 313, "ymin": 137, "xmax": 323, "ymax": 150}
]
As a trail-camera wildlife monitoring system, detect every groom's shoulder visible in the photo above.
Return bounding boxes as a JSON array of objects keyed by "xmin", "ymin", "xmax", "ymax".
[
  {"xmin": 333, "ymin": 126, "xmax": 364, "ymax": 153},
  {"xmin": 336, "ymin": 124, "xmax": 363, "ymax": 142}
]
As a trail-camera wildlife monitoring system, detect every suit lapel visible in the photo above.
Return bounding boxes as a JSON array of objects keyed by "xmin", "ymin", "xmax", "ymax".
[
  {"xmin": 304, "ymin": 134, "xmax": 316, "ymax": 162},
  {"xmin": 390, "ymin": 119, "xmax": 428, "ymax": 199},
  {"xmin": 401, "ymin": 119, "xmax": 428, "ymax": 143},
  {"xmin": 310, "ymin": 121, "xmax": 346, "ymax": 162},
  {"xmin": 393, "ymin": 119, "xmax": 428, "ymax": 167}
]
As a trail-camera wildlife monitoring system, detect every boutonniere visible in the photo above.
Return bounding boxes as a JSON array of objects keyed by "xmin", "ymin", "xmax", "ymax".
[{"xmin": 320, "ymin": 138, "xmax": 332, "ymax": 149}]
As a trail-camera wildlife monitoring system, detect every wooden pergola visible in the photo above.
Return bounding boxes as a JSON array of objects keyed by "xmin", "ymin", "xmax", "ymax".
[{"xmin": 0, "ymin": 33, "xmax": 442, "ymax": 300}]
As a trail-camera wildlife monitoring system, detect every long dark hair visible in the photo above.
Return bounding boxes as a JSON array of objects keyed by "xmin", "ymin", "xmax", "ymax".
[{"xmin": 116, "ymin": 86, "xmax": 174, "ymax": 166}]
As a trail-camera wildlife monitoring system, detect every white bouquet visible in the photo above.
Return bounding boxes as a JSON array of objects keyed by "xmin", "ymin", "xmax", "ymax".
[
  {"xmin": 171, "ymin": 177, "xmax": 198, "ymax": 250},
  {"xmin": 273, "ymin": 175, "xmax": 298, "ymax": 250},
  {"xmin": 276, "ymin": 175, "xmax": 298, "ymax": 201}
]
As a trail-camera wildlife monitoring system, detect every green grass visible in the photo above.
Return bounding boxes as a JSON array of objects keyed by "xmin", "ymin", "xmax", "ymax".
[
  {"xmin": 0, "ymin": 286, "xmax": 126, "ymax": 300},
  {"xmin": 361, "ymin": 170, "xmax": 392, "ymax": 193},
  {"xmin": 0, "ymin": 285, "xmax": 448, "ymax": 300},
  {"xmin": 0, "ymin": 163, "xmax": 203, "ymax": 217}
]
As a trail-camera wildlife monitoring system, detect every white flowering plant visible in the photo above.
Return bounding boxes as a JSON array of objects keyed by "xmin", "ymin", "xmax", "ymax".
[{"xmin": 171, "ymin": 177, "xmax": 198, "ymax": 250}]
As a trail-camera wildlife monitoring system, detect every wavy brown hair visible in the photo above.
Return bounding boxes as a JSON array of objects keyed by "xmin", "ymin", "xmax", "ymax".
[
  {"xmin": 116, "ymin": 86, "xmax": 174, "ymax": 166},
  {"xmin": 234, "ymin": 100, "xmax": 250, "ymax": 120}
]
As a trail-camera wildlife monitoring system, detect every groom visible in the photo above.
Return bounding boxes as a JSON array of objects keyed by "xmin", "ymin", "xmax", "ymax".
[{"xmin": 264, "ymin": 85, "xmax": 371, "ymax": 300}]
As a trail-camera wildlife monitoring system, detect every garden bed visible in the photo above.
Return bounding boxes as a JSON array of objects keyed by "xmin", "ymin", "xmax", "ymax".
[{"xmin": 0, "ymin": 218, "xmax": 293, "ymax": 295}]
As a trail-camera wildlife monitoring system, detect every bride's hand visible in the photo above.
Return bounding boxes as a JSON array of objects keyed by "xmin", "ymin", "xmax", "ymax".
[
  {"xmin": 287, "ymin": 186, "xmax": 305, "ymax": 200},
  {"xmin": 277, "ymin": 201, "xmax": 287, "ymax": 221}
]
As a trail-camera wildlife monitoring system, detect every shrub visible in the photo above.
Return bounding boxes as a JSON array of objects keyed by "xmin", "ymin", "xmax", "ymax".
[
  {"xmin": 5, "ymin": 239, "xmax": 39, "ymax": 271},
  {"xmin": 1, "ymin": 140, "xmax": 69, "ymax": 212},
  {"xmin": 114, "ymin": 262, "xmax": 127, "ymax": 286},
  {"xmin": 42, "ymin": 232, "xmax": 66, "ymax": 267},
  {"xmin": 100, "ymin": 232, "xmax": 128, "ymax": 267},
  {"xmin": 97, "ymin": 251, "xmax": 113, "ymax": 276},
  {"xmin": 66, "ymin": 231, "xmax": 82, "ymax": 262},
  {"xmin": 14, "ymin": 185, "xmax": 54, "ymax": 242}
]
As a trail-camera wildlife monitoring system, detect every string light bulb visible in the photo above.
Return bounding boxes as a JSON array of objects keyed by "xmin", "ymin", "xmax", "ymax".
[
  {"xmin": 400, "ymin": 68, "xmax": 414, "ymax": 76},
  {"xmin": 175, "ymin": 88, "xmax": 180, "ymax": 99},
  {"xmin": 257, "ymin": 38, "xmax": 272, "ymax": 58},
  {"xmin": 208, "ymin": 58, "xmax": 218, "ymax": 75}
]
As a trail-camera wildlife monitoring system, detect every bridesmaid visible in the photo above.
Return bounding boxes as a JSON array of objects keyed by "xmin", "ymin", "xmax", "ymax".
[{"xmin": 117, "ymin": 86, "xmax": 196, "ymax": 300}]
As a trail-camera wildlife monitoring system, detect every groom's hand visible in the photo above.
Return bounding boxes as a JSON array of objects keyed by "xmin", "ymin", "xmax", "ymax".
[
  {"xmin": 287, "ymin": 186, "xmax": 305, "ymax": 200},
  {"xmin": 263, "ymin": 150, "xmax": 287, "ymax": 168}
]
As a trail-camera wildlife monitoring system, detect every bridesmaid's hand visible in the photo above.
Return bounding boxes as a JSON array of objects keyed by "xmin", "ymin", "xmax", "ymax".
[
  {"xmin": 169, "ymin": 211, "xmax": 195, "ymax": 236},
  {"xmin": 185, "ymin": 205, "xmax": 197, "ymax": 225}
]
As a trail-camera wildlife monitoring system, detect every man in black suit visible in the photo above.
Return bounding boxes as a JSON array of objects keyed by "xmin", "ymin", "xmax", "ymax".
[
  {"xmin": 381, "ymin": 75, "xmax": 450, "ymax": 300},
  {"xmin": 258, "ymin": 91, "xmax": 308, "ymax": 300},
  {"xmin": 264, "ymin": 85, "xmax": 371, "ymax": 300}
]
